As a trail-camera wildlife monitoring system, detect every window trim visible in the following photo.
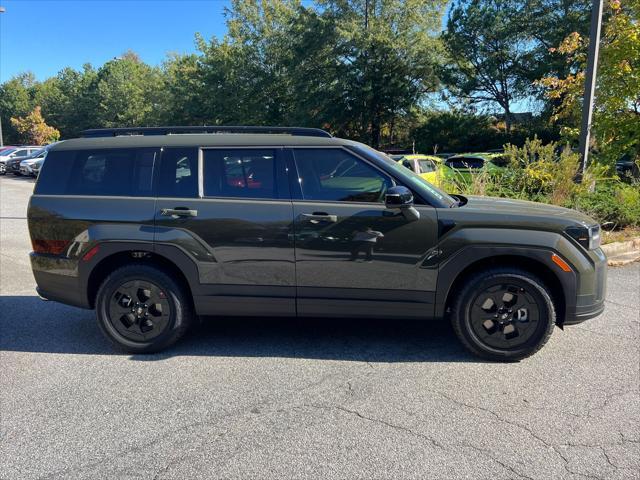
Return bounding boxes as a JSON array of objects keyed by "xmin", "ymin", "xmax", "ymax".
[
  {"xmin": 199, "ymin": 146, "xmax": 290, "ymax": 202},
  {"xmin": 289, "ymin": 146, "xmax": 397, "ymax": 206}
]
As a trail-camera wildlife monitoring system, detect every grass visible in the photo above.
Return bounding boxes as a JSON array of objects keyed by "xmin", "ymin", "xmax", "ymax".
[{"xmin": 601, "ymin": 226, "xmax": 640, "ymax": 244}]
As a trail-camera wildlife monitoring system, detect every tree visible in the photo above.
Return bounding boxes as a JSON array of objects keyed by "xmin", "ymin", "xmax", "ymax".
[
  {"xmin": 10, "ymin": 106, "xmax": 60, "ymax": 145},
  {"xmin": 539, "ymin": 0, "xmax": 640, "ymax": 166},
  {"xmin": 442, "ymin": 0, "xmax": 534, "ymax": 131},
  {"xmin": 315, "ymin": 0, "xmax": 446, "ymax": 147},
  {"xmin": 94, "ymin": 51, "xmax": 165, "ymax": 127},
  {"xmin": 0, "ymin": 73, "xmax": 37, "ymax": 144}
]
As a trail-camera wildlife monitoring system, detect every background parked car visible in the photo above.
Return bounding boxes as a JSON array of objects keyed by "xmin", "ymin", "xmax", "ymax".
[
  {"xmin": 615, "ymin": 154, "xmax": 640, "ymax": 182},
  {"xmin": 442, "ymin": 153, "xmax": 505, "ymax": 184},
  {"xmin": 30, "ymin": 157, "xmax": 45, "ymax": 177},
  {"xmin": 394, "ymin": 154, "xmax": 444, "ymax": 186},
  {"xmin": 0, "ymin": 146, "xmax": 42, "ymax": 175}
]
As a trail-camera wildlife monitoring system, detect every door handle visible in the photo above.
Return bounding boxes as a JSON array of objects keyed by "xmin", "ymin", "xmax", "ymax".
[
  {"xmin": 300, "ymin": 212, "xmax": 338, "ymax": 223},
  {"xmin": 160, "ymin": 207, "xmax": 198, "ymax": 218}
]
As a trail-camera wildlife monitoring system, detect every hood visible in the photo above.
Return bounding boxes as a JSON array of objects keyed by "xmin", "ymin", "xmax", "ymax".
[{"xmin": 463, "ymin": 195, "xmax": 597, "ymax": 227}]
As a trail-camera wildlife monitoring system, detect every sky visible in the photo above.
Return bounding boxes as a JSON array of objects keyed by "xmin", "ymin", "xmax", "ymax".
[{"xmin": 0, "ymin": 0, "xmax": 231, "ymax": 82}]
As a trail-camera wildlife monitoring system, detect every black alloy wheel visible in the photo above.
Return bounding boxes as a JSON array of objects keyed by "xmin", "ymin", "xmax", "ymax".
[
  {"xmin": 96, "ymin": 264, "xmax": 193, "ymax": 353},
  {"xmin": 450, "ymin": 268, "xmax": 555, "ymax": 361}
]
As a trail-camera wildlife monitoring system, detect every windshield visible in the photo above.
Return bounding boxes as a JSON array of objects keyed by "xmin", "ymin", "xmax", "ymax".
[
  {"xmin": 1, "ymin": 148, "xmax": 18, "ymax": 156},
  {"xmin": 348, "ymin": 143, "xmax": 458, "ymax": 207}
]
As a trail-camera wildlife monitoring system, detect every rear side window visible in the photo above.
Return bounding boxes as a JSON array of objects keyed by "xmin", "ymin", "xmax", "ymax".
[
  {"xmin": 203, "ymin": 149, "xmax": 287, "ymax": 199},
  {"xmin": 35, "ymin": 148, "xmax": 156, "ymax": 196},
  {"xmin": 156, "ymin": 148, "xmax": 198, "ymax": 198}
]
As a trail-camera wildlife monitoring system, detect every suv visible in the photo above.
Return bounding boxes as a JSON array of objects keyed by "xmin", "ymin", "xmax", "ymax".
[{"xmin": 28, "ymin": 126, "xmax": 607, "ymax": 361}]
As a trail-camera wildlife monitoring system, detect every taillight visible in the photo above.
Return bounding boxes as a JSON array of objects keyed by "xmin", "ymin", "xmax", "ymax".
[{"xmin": 32, "ymin": 239, "xmax": 69, "ymax": 255}]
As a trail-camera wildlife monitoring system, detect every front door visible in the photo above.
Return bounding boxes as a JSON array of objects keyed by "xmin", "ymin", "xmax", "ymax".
[
  {"xmin": 154, "ymin": 147, "xmax": 295, "ymax": 316},
  {"xmin": 290, "ymin": 148, "xmax": 439, "ymax": 319}
]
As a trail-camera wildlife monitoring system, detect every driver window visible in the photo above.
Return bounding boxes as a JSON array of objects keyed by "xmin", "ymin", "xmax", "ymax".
[{"xmin": 293, "ymin": 148, "xmax": 391, "ymax": 203}]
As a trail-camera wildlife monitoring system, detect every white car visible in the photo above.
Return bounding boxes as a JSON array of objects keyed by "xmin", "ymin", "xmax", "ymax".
[
  {"xmin": 20, "ymin": 151, "xmax": 48, "ymax": 176},
  {"xmin": 0, "ymin": 146, "xmax": 41, "ymax": 175}
]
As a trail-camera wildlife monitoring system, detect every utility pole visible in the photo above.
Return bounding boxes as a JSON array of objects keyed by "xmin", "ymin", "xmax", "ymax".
[
  {"xmin": 0, "ymin": 6, "xmax": 5, "ymax": 147},
  {"xmin": 577, "ymin": 0, "xmax": 604, "ymax": 181},
  {"xmin": 364, "ymin": 0, "xmax": 369, "ymax": 30}
]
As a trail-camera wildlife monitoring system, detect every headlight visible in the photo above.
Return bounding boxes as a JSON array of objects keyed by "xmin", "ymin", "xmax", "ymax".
[{"xmin": 566, "ymin": 225, "xmax": 601, "ymax": 250}]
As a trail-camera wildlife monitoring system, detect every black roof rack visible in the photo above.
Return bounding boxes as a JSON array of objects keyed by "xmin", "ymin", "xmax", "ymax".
[{"xmin": 81, "ymin": 126, "xmax": 332, "ymax": 138}]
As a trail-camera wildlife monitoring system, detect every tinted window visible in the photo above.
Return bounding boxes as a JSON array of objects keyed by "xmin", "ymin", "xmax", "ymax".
[
  {"xmin": 35, "ymin": 148, "xmax": 156, "ymax": 196},
  {"xmin": 293, "ymin": 148, "xmax": 391, "ymax": 203},
  {"xmin": 203, "ymin": 149, "xmax": 283, "ymax": 199},
  {"xmin": 156, "ymin": 148, "xmax": 198, "ymax": 198},
  {"xmin": 446, "ymin": 157, "xmax": 485, "ymax": 169},
  {"xmin": 418, "ymin": 160, "xmax": 436, "ymax": 173}
]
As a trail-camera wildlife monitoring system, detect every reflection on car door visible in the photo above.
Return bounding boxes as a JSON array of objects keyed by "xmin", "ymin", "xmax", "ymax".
[
  {"xmin": 154, "ymin": 147, "xmax": 296, "ymax": 317},
  {"xmin": 290, "ymin": 148, "xmax": 439, "ymax": 319}
]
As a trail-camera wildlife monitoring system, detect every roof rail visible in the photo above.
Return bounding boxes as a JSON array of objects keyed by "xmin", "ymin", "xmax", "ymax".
[{"xmin": 81, "ymin": 126, "xmax": 332, "ymax": 138}]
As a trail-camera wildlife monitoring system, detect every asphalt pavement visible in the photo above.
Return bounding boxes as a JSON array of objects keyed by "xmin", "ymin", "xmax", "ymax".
[{"xmin": 1, "ymin": 174, "xmax": 638, "ymax": 480}]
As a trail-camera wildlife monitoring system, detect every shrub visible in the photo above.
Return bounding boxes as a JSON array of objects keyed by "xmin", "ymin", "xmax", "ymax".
[
  {"xmin": 573, "ymin": 181, "xmax": 640, "ymax": 228},
  {"xmin": 439, "ymin": 138, "xmax": 640, "ymax": 228}
]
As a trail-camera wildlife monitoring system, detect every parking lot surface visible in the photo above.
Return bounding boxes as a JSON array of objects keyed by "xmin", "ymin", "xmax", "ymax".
[{"xmin": 1, "ymin": 174, "xmax": 639, "ymax": 479}]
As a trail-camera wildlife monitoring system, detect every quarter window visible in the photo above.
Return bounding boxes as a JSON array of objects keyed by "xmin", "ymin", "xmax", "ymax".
[
  {"xmin": 35, "ymin": 148, "xmax": 156, "ymax": 196},
  {"xmin": 293, "ymin": 148, "xmax": 391, "ymax": 203}
]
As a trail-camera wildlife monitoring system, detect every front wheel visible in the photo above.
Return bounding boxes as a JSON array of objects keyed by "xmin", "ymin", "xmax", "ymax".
[
  {"xmin": 95, "ymin": 264, "xmax": 193, "ymax": 353},
  {"xmin": 450, "ymin": 268, "xmax": 555, "ymax": 362}
]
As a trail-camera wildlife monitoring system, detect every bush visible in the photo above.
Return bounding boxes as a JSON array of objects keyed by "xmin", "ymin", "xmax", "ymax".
[
  {"xmin": 573, "ymin": 182, "xmax": 640, "ymax": 228},
  {"xmin": 440, "ymin": 138, "xmax": 640, "ymax": 228}
]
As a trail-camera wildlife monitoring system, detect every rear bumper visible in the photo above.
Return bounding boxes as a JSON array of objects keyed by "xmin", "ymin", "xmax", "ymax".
[{"xmin": 30, "ymin": 252, "xmax": 90, "ymax": 309}]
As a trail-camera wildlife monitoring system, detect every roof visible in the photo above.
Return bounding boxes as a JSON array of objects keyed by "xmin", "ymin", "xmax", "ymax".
[
  {"xmin": 51, "ymin": 133, "xmax": 351, "ymax": 151},
  {"xmin": 401, "ymin": 154, "xmax": 442, "ymax": 162}
]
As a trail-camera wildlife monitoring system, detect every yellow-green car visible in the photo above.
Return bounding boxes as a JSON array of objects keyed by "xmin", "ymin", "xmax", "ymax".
[{"xmin": 391, "ymin": 154, "xmax": 443, "ymax": 186}]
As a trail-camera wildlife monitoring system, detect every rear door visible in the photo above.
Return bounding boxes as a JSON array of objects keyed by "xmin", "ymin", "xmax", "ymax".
[
  {"xmin": 154, "ymin": 147, "xmax": 296, "ymax": 317},
  {"xmin": 289, "ymin": 147, "xmax": 439, "ymax": 319}
]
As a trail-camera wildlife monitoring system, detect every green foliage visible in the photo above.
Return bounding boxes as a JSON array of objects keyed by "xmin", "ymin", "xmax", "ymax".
[
  {"xmin": 445, "ymin": 139, "xmax": 640, "ymax": 228},
  {"xmin": 95, "ymin": 51, "xmax": 165, "ymax": 128},
  {"xmin": 539, "ymin": 0, "xmax": 640, "ymax": 167},
  {"xmin": 442, "ymin": 0, "xmax": 535, "ymax": 129},
  {"xmin": 573, "ymin": 181, "xmax": 640, "ymax": 228},
  {"xmin": 412, "ymin": 111, "xmax": 559, "ymax": 153}
]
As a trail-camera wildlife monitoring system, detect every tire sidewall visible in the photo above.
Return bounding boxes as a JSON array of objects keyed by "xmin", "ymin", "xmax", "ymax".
[{"xmin": 96, "ymin": 266, "xmax": 186, "ymax": 352}]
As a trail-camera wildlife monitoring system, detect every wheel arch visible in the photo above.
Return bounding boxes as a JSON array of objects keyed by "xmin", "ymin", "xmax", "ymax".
[
  {"xmin": 436, "ymin": 248, "xmax": 576, "ymax": 325},
  {"xmin": 82, "ymin": 243, "xmax": 200, "ymax": 309}
]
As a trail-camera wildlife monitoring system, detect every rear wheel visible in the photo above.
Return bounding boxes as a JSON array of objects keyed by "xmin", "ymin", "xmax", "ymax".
[
  {"xmin": 96, "ymin": 264, "xmax": 193, "ymax": 353},
  {"xmin": 450, "ymin": 268, "xmax": 555, "ymax": 361}
]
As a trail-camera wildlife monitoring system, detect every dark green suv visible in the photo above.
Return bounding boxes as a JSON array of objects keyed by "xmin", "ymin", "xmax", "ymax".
[{"xmin": 28, "ymin": 126, "xmax": 607, "ymax": 361}]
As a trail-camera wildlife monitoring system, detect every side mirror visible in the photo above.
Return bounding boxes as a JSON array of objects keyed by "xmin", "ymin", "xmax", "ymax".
[
  {"xmin": 385, "ymin": 186, "xmax": 413, "ymax": 208},
  {"xmin": 385, "ymin": 185, "xmax": 420, "ymax": 221}
]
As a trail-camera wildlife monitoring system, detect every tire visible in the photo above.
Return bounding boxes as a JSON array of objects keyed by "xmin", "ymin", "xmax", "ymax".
[
  {"xmin": 95, "ymin": 264, "xmax": 193, "ymax": 353},
  {"xmin": 450, "ymin": 267, "xmax": 555, "ymax": 362}
]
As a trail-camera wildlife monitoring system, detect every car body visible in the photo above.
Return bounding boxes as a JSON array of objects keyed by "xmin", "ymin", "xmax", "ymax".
[
  {"xmin": 394, "ymin": 154, "xmax": 443, "ymax": 186},
  {"xmin": 30, "ymin": 157, "xmax": 45, "ymax": 177},
  {"xmin": 18, "ymin": 146, "xmax": 53, "ymax": 176},
  {"xmin": 615, "ymin": 155, "xmax": 639, "ymax": 182},
  {"xmin": 28, "ymin": 126, "xmax": 606, "ymax": 361},
  {"xmin": 0, "ymin": 146, "xmax": 42, "ymax": 175},
  {"xmin": 442, "ymin": 153, "xmax": 506, "ymax": 185}
]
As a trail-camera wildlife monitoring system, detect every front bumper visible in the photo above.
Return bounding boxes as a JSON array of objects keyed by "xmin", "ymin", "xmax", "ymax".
[{"xmin": 563, "ymin": 248, "xmax": 607, "ymax": 325}]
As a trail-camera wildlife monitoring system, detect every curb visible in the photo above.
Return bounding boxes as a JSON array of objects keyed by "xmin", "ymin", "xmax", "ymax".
[{"xmin": 601, "ymin": 237, "xmax": 640, "ymax": 267}]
